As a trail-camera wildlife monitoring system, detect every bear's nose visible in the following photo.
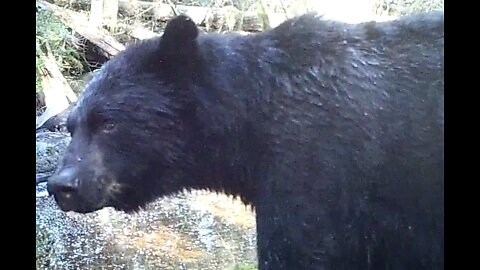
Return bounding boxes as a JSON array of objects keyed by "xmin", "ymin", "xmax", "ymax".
[{"xmin": 47, "ymin": 168, "xmax": 80, "ymax": 196}]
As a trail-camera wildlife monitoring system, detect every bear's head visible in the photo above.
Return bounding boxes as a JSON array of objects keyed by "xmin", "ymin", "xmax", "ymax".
[{"xmin": 47, "ymin": 16, "xmax": 204, "ymax": 213}]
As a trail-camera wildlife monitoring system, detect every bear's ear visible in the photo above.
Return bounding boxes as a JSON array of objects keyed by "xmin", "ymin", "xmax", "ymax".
[{"xmin": 159, "ymin": 15, "xmax": 199, "ymax": 61}]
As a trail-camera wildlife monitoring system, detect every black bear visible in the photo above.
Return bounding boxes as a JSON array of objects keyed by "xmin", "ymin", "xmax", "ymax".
[{"xmin": 47, "ymin": 11, "xmax": 444, "ymax": 270}]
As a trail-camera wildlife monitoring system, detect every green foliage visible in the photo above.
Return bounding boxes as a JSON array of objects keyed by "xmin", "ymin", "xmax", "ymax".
[{"xmin": 36, "ymin": 8, "xmax": 84, "ymax": 92}]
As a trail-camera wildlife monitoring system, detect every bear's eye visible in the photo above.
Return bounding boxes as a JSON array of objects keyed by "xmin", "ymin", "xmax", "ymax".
[{"xmin": 104, "ymin": 123, "xmax": 116, "ymax": 133}]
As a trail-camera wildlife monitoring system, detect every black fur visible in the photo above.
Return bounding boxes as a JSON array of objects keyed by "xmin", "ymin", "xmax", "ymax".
[{"xmin": 48, "ymin": 12, "xmax": 444, "ymax": 270}]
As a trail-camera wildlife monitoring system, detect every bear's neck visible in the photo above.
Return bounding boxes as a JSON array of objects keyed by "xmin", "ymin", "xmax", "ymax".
[{"xmin": 185, "ymin": 116, "xmax": 266, "ymax": 207}]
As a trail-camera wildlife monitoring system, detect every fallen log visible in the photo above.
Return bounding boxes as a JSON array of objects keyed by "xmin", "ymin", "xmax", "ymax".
[
  {"xmin": 37, "ymin": 0, "xmax": 125, "ymax": 57},
  {"xmin": 36, "ymin": 49, "xmax": 76, "ymax": 129},
  {"xmin": 127, "ymin": 26, "xmax": 160, "ymax": 40},
  {"xmin": 56, "ymin": 0, "xmax": 268, "ymax": 32}
]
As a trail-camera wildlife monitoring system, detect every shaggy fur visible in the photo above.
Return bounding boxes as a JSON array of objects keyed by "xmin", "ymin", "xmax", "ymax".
[{"xmin": 48, "ymin": 12, "xmax": 444, "ymax": 270}]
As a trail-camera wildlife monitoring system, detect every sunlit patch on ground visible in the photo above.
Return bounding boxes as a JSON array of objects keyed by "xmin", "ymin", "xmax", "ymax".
[{"xmin": 189, "ymin": 191, "xmax": 256, "ymax": 229}]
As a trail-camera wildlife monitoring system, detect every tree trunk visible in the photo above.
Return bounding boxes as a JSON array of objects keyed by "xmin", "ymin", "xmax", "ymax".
[
  {"xmin": 103, "ymin": 0, "xmax": 119, "ymax": 31},
  {"xmin": 90, "ymin": 0, "xmax": 103, "ymax": 27}
]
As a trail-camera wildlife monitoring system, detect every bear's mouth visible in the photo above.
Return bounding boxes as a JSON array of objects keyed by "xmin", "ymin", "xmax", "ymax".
[
  {"xmin": 52, "ymin": 190, "xmax": 108, "ymax": 214},
  {"xmin": 107, "ymin": 191, "xmax": 148, "ymax": 213}
]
